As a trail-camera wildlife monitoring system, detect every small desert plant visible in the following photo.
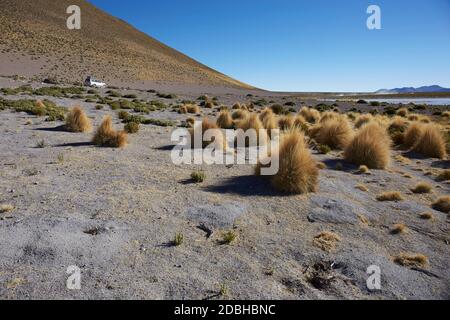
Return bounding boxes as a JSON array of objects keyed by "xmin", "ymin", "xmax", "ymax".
[
  {"xmin": 216, "ymin": 110, "xmax": 234, "ymax": 129},
  {"xmin": 219, "ymin": 283, "xmax": 229, "ymax": 297},
  {"xmin": 344, "ymin": 123, "xmax": 391, "ymax": 169},
  {"xmin": 317, "ymin": 162, "xmax": 327, "ymax": 169},
  {"xmin": 411, "ymin": 123, "xmax": 447, "ymax": 159},
  {"xmin": 259, "ymin": 108, "xmax": 274, "ymax": 122},
  {"xmin": 317, "ymin": 144, "xmax": 331, "ymax": 154},
  {"xmin": 393, "ymin": 253, "xmax": 429, "ymax": 268},
  {"xmin": 232, "ymin": 103, "xmax": 241, "ymax": 109},
  {"xmin": 411, "ymin": 182, "xmax": 433, "ymax": 194},
  {"xmin": 186, "ymin": 117, "xmax": 195, "ymax": 127},
  {"xmin": 186, "ymin": 105, "xmax": 200, "ymax": 114},
  {"xmin": 391, "ymin": 223, "xmax": 407, "ymax": 235},
  {"xmin": 313, "ymin": 231, "xmax": 341, "ymax": 252},
  {"xmin": 95, "ymin": 105, "xmax": 104, "ymax": 110},
  {"xmin": 0, "ymin": 204, "xmax": 14, "ymax": 213},
  {"xmin": 355, "ymin": 184, "xmax": 369, "ymax": 192},
  {"xmin": 57, "ymin": 153, "xmax": 64, "ymax": 164},
  {"xmin": 65, "ymin": 106, "xmax": 92, "ymax": 133},
  {"xmin": 172, "ymin": 233, "xmax": 184, "ymax": 246},
  {"xmin": 257, "ymin": 130, "xmax": 318, "ymax": 194},
  {"xmin": 357, "ymin": 165, "xmax": 370, "ymax": 174},
  {"xmin": 376, "ymin": 191, "xmax": 404, "ymax": 202},
  {"xmin": 315, "ymin": 117, "xmax": 354, "ymax": 150},
  {"xmin": 191, "ymin": 171, "xmax": 206, "ymax": 183},
  {"xmin": 436, "ymin": 170, "xmax": 450, "ymax": 182},
  {"xmin": 278, "ymin": 115, "xmax": 295, "ymax": 131},
  {"xmin": 92, "ymin": 115, "xmax": 128, "ymax": 148},
  {"xmin": 36, "ymin": 139, "xmax": 47, "ymax": 148},
  {"xmin": 432, "ymin": 196, "xmax": 450, "ymax": 213},
  {"xmin": 221, "ymin": 230, "xmax": 237, "ymax": 245},
  {"xmin": 419, "ymin": 212, "xmax": 434, "ymax": 220},
  {"xmin": 124, "ymin": 122, "xmax": 140, "ymax": 134},
  {"xmin": 178, "ymin": 105, "xmax": 188, "ymax": 114}
]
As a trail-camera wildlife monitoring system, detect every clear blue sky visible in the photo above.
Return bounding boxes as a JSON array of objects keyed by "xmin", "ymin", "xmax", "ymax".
[{"xmin": 88, "ymin": 0, "xmax": 450, "ymax": 92}]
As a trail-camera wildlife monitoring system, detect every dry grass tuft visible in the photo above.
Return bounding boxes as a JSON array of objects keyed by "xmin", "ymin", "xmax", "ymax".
[
  {"xmin": 403, "ymin": 122, "xmax": 424, "ymax": 149},
  {"xmin": 393, "ymin": 253, "xmax": 429, "ymax": 268},
  {"xmin": 216, "ymin": 110, "xmax": 234, "ymax": 129},
  {"xmin": 65, "ymin": 106, "xmax": 92, "ymax": 133},
  {"xmin": 432, "ymin": 196, "xmax": 450, "ymax": 213},
  {"xmin": 396, "ymin": 108, "xmax": 409, "ymax": 117},
  {"xmin": 314, "ymin": 117, "xmax": 354, "ymax": 150},
  {"xmin": 189, "ymin": 118, "xmax": 227, "ymax": 150},
  {"xmin": 354, "ymin": 114, "xmax": 373, "ymax": 129},
  {"xmin": 436, "ymin": 170, "xmax": 450, "ymax": 182},
  {"xmin": 262, "ymin": 113, "xmax": 279, "ymax": 136},
  {"xmin": 357, "ymin": 165, "xmax": 370, "ymax": 174},
  {"xmin": 410, "ymin": 123, "xmax": 447, "ymax": 159},
  {"xmin": 92, "ymin": 115, "xmax": 128, "ymax": 148},
  {"xmin": 186, "ymin": 105, "xmax": 200, "ymax": 114},
  {"xmin": 236, "ymin": 113, "xmax": 268, "ymax": 146},
  {"xmin": 419, "ymin": 212, "xmax": 434, "ymax": 220},
  {"xmin": 178, "ymin": 105, "xmax": 188, "ymax": 114},
  {"xmin": 344, "ymin": 123, "xmax": 391, "ymax": 169},
  {"xmin": 299, "ymin": 107, "xmax": 320, "ymax": 124},
  {"xmin": 355, "ymin": 184, "xmax": 369, "ymax": 192},
  {"xmin": 257, "ymin": 130, "xmax": 318, "ymax": 194},
  {"xmin": 259, "ymin": 108, "xmax": 274, "ymax": 122},
  {"xmin": 0, "ymin": 204, "xmax": 14, "ymax": 213},
  {"xmin": 376, "ymin": 191, "xmax": 404, "ymax": 202},
  {"xmin": 391, "ymin": 223, "xmax": 407, "ymax": 235},
  {"xmin": 232, "ymin": 103, "xmax": 241, "ymax": 110},
  {"xmin": 278, "ymin": 115, "xmax": 295, "ymax": 131},
  {"xmin": 411, "ymin": 182, "xmax": 433, "ymax": 194},
  {"xmin": 232, "ymin": 109, "xmax": 248, "ymax": 121},
  {"xmin": 313, "ymin": 231, "xmax": 341, "ymax": 252},
  {"xmin": 317, "ymin": 162, "xmax": 327, "ymax": 170}
]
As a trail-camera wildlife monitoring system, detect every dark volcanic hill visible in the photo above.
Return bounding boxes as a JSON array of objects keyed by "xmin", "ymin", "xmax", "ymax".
[{"xmin": 0, "ymin": 0, "xmax": 253, "ymax": 89}]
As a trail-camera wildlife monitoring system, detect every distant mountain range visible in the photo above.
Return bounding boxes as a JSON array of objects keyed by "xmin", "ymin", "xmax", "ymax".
[{"xmin": 375, "ymin": 85, "xmax": 450, "ymax": 94}]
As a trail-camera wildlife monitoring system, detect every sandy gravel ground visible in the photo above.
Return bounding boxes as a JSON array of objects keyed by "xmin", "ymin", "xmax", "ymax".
[{"xmin": 0, "ymin": 80, "xmax": 449, "ymax": 300}]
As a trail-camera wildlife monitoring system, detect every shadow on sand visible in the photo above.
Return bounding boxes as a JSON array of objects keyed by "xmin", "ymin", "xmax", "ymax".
[
  {"xmin": 34, "ymin": 125, "xmax": 68, "ymax": 132},
  {"xmin": 203, "ymin": 175, "xmax": 282, "ymax": 197}
]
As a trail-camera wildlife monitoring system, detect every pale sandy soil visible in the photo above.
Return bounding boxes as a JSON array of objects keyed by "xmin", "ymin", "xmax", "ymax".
[{"xmin": 0, "ymin": 80, "xmax": 449, "ymax": 300}]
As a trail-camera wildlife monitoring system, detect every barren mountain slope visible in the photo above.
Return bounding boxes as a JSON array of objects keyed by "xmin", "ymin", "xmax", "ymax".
[{"xmin": 0, "ymin": 0, "xmax": 253, "ymax": 89}]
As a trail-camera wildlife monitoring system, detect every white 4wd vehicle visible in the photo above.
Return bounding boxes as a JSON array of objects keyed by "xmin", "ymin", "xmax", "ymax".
[{"xmin": 84, "ymin": 76, "xmax": 106, "ymax": 88}]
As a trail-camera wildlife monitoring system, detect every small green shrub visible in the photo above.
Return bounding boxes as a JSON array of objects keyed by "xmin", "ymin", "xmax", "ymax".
[
  {"xmin": 191, "ymin": 171, "xmax": 206, "ymax": 183},
  {"xmin": 124, "ymin": 122, "xmax": 140, "ymax": 134}
]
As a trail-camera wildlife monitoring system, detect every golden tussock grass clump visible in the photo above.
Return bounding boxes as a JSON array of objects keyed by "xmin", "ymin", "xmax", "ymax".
[
  {"xmin": 320, "ymin": 111, "xmax": 340, "ymax": 123},
  {"xmin": 419, "ymin": 212, "xmax": 434, "ymax": 220},
  {"xmin": 189, "ymin": 118, "xmax": 227, "ymax": 150},
  {"xmin": 436, "ymin": 170, "xmax": 450, "ymax": 182},
  {"xmin": 178, "ymin": 105, "xmax": 188, "ymax": 114},
  {"xmin": 257, "ymin": 130, "xmax": 318, "ymax": 194},
  {"xmin": 236, "ymin": 113, "xmax": 268, "ymax": 147},
  {"xmin": 432, "ymin": 196, "xmax": 450, "ymax": 213},
  {"xmin": 216, "ymin": 110, "xmax": 234, "ymax": 129},
  {"xmin": 419, "ymin": 115, "xmax": 431, "ymax": 123},
  {"xmin": 403, "ymin": 122, "xmax": 424, "ymax": 149},
  {"xmin": 344, "ymin": 123, "xmax": 391, "ymax": 169},
  {"xmin": 411, "ymin": 182, "xmax": 433, "ymax": 194},
  {"xmin": 442, "ymin": 111, "xmax": 450, "ymax": 118},
  {"xmin": 393, "ymin": 253, "xmax": 429, "ymax": 268},
  {"xmin": 278, "ymin": 115, "xmax": 295, "ymax": 131},
  {"xmin": 355, "ymin": 184, "xmax": 369, "ymax": 192},
  {"xmin": 354, "ymin": 114, "xmax": 373, "ymax": 129},
  {"xmin": 391, "ymin": 223, "xmax": 407, "ymax": 235},
  {"xmin": 299, "ymin": 107, "xmax": 320, "ymax": 124},
  {"xmin": 313, "ymin": 231, "xmax": 341, "ymax": 252},
  {"xmin": 186, "ymin": 105, "xmax": 201, "ymax": 114},
  {"xmin": 307, "ymin": 124, "xmax": 322, "ymax": 140},
  {"xmin": 186, "ymin": 117, "xmax": 195, "ymax": 127},
  {"xmin": 0, "ymin": 204, "xmax": 14, "ymax": 213},
  {"xmin": 314, "ymin": 117, "xmax": 354, "ymax": 150},
  {"xmin": 410, "ymin": 123, "xmax": 447, "ymax": 159},
  {"xmin": 376, "ymin": 191, "xmax": 404, "ymax": 202},
  {"xmin": 232, "ymin": 103, "xmax": 241, "ymax": 109},
  {"xmin": 262, "ymin": 113, "xmax": 279, "ymax": 137},
  {"xmin": 65, "ymin": 106, "xmax": 92, "ymax": 133},
  {"xmin": 396, "ymin": 107, "xmax": 409, "ymax": 117},
  {"xmin": 92, "ymin": 116, "xmax": 128, "ymax": 148},
  {"xmin": 232, "ymin": 109, "xmax": 248, "ymax": 121},
  {"xmin": 407, "ymin": 114, "xmax": 420, "ymax": 121},
  {"xmin": 293, "ymin": 115, "xmax": 307, "ymax": 130},
  {"xmin": 259, "ymin": 108, "xmax": 273, "ymax": 122},
  {"xmin": 389, "ymin": 116, "xmax": 409, "ymax": 133}
]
